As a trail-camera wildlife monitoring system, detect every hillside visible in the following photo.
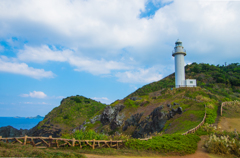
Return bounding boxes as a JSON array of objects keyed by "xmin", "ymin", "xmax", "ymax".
[
  {"xmin": 26, "ymin": 62, "xmax": 240, "ymax": 138},
  {"xmin": 28, "ymin": 96, "xmax": 106, "ymax": 137},
  {"xmin": 78, "ymin": 63, "xmax": 240, "ymax": 137}
]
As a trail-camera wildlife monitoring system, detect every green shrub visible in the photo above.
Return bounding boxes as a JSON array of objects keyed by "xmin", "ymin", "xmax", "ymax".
[
  {"xmin": 124, "ymin": 99, "xmax": 138, "ymax": 108},
  {"xmin": 195, "ymin": 123, "xmax": 216, "ymax": 136},
  {"xmin": 125, "ymin": 134, "xmax": 200, "ymax": 155},
  {"xmin": 62, "ymin": 130, "xmax": 108, "ymax": 140},
  {"xmin": 205, "ymin": 105, "xmax": 218, "ymax": 124}
]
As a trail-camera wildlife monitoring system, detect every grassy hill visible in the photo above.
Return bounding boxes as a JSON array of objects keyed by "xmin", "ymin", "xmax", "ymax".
[{"xmin": 29, "ymin": 96, "xmax": 106, "ymax": 137}]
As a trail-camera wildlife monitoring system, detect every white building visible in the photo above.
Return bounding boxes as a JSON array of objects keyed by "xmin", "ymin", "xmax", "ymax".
[{"xmin": 172, "ymin": 39, "xmax": 197, "ymax": 88}]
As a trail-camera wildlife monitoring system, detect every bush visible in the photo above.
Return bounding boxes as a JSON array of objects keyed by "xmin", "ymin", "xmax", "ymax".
[
  {"xmin": 205, "ymin": 133, "xmax": 240, "ymax": 156},
  {"xmin": 124, "ymin": 99, "xmax": 138, "ymax": 108},
  {"xmin": 125, "ymin": 134, "xmax": 201, "ymax": 155},
  {"xmin": 62, "ymin": 130, "xmax": 108, "ymax": 140},
  {"xmin": 195, "ymin": 123, "xmax": 216, "ymax": 136},
  {"xmin": 205, "ymin": 105, "xmax": 218, "ymax": 124}
]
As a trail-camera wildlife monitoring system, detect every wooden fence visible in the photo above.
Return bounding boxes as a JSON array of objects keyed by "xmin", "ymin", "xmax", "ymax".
[{"xmin": 0, "ymin": 135, "xmax": 124, "ymax": 149}]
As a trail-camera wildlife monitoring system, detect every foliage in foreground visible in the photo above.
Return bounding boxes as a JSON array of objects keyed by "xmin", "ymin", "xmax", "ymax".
[
  {"xmin": 62, "ymin": 130, "xmax": 108, "ymax": 140},
  {"xmin": 205, "ymin": 132, "xmax": 240, "ymax": 156},
  {"xmin": 62, "ymin": 130, "xmax": 131, "ymax": 140},
  {"xmin": 195, "ymin": 123, "xmax": 216, "ymax": 136},
  {"xmin": 0, "ymin": 141, "xmax": 85, "ymax": 158},
  {"xmin": 125, "ymin": 134, "xmax": 201, "ymax": 155}
]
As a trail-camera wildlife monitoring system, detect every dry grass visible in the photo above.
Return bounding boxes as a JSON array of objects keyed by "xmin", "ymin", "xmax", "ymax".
[
  {"xmin": 222, "ymin": 100, "xmax": 240, "ymax": 118},
  {"xmin": 196, "ymin": 95, "xmax": 212, "ymax": 102},
  {"xmin": 218, "ymin": 117, "xmax": 240, "ymax": 133}
]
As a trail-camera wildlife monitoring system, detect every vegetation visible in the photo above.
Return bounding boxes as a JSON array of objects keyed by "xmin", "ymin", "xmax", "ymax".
[
  {"xmin": 125, "ymin": 134, "xmax": 201, "ymax": 155},
  {"xmin": 0, "ymin": 141, "xmax": 85, "ymax": 158},
  {"xmin": 62, "ymin": 130, "xmax": 132, "ymax": 141},
  {"xmin": 62, "ymin": 130, "xmax": 108, "ymax": 140}
]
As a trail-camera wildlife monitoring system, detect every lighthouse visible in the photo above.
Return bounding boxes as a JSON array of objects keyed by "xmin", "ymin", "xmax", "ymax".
[{"xmin": 172, "ymin": 39, "xmax": 196, "ymax": 88}]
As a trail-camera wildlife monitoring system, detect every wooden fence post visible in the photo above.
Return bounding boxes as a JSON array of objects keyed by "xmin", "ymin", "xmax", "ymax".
[
  {"xmin": 72, "ymin": 138, "xmax": 75, "ymax": 147},
  {"xmin": 93, "ymin": 139, "xmax": 95, "ymax": 149},
  {"xmin": 49, "ymin": 135, "xmax": 52, "ymax": 147},
  {"xmin": 24, "ymin": 135, "xmax": 28, "ymax": 145},
  {"xmin": 0, "ymin": 136, "xmax": 2, "ymax": 140}
]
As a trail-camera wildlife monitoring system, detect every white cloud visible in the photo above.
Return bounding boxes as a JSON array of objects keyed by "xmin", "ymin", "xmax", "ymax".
[
  {"xmin": 20, "ymin": 91, "xmax": 47, "ymax": 98},
  {"xmin": 116, "ymin": 67, "xmax": 163, "ymax": 83},
  {"xmin": 18, "ymin": 45, "xmax": 130, "ymax": 75},
  {"xmin": 0, "ymin": 0, "xmax": 239, "ymax": 81},
  {"xmin": 22, "ymin": 101, "xmax": 51, "ymax": 105},
  {"xmin": 91, "ymin": 97, "xmax": 111, "ymax": 104},
  {"xmin": 0, "ymin": 56, "xmax": 55, "ymax": 79}
]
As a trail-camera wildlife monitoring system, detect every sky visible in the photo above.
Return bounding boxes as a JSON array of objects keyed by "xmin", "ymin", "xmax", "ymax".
[{"xmin": 0, "ymin": 0, "xmax": 240, "ymax": 117}]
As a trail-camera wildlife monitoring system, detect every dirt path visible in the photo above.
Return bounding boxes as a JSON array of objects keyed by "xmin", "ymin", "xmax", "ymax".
[{"xmin": 84, "ymin": 136, "xmax": 216, "ymax": 158}]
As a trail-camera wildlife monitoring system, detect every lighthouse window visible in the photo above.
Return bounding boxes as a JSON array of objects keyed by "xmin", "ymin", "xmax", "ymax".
[{"xmin": 190, "ymin": 81, "xmax": 193, "ymax": 84}]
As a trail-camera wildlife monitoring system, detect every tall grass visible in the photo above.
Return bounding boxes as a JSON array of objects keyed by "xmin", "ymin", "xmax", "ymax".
[
  {"xmin": 125, "ymin": 134, "xmax": 201, "ymax": 155},
  {"xmin": 62, "ymin": 130, "xmax": 108, "ymax": 140}
]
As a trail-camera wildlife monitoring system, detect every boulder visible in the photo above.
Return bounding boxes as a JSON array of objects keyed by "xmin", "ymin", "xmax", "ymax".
[{"xmin": 100, "ymin": 104, "xmax": 124, "ymax": 125}]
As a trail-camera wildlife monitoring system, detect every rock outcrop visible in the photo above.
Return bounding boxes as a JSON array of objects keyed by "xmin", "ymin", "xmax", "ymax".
[
  {"xmin": 132, "ymin": 106, "xmax": 167, "ymax": 138},
  {"xmin": 122, "ymin": 105, "xmax": 183, "ymax": 138},
  {"xmin": 100, "ymin": 104, "xmax": 125, "ymax": 126},
  {"xmin": 0, "ymin": 126, "xmax": 28, "ymax": 137}
]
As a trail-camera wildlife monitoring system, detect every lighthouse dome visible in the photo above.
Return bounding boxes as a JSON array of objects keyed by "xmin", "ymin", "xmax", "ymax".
[
  {"xmin": 175, "ymin": 39, "xmax": 182, "ymax": 43},
  {"xmin": 175, "ymin": 39, "xmax": 182, "ymax": 46}
]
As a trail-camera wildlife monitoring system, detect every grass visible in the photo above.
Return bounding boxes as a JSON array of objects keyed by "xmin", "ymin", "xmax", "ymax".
[
  {"xmin": 163, "ymin": 96, "xmax": 205, "ymax": 134},
  {"xmin": 0, "ymin": 141, "xmax": 85, "ymax": 158},
  {"xmin": 62, "ymin": 130, "xmax": 108, "ymax": 140},
  {"xmin": 125, "ymin": 134, "xmax": 201, "ymax": 155}
]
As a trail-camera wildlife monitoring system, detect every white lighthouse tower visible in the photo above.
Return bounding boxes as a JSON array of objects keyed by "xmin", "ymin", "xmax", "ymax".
[
  {"xmin": 172, "ymin": 39, "xmax": 197, "ymax": 88},
  {"xmin": 172, "ymin": 39, "xmax": 186, "ymax": 88}
]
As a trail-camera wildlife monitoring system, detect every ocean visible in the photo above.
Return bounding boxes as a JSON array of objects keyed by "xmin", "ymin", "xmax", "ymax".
[{"xmin": 0, "ymin": 117, "xmax": 44, "ymax": 130}]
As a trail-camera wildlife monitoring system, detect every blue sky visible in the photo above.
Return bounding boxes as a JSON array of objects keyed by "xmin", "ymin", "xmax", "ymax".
[{"xmin": 0, "ymin": 0, "xmax": 240, "ymax": 117}]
